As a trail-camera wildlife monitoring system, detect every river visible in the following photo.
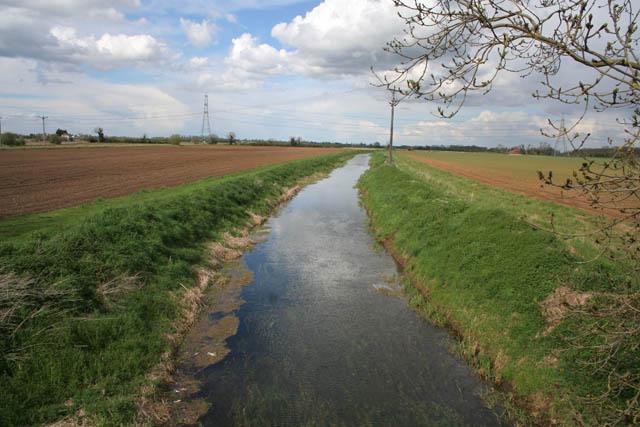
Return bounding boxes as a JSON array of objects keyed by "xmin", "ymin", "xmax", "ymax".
[{"xmin": 169, "ymin": 154, "xmax": 504, "ymax": 426}]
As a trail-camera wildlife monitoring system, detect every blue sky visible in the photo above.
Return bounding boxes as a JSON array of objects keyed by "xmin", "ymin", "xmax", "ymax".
[{"xmin": 0, "ymin": 0, "xmax": 621, "ymax": 147}]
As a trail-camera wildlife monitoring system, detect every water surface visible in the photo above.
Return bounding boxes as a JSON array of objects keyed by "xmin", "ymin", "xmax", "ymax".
[{"xmin": 182, "ymin": 155, "xmax": 503, "ymax": 426}]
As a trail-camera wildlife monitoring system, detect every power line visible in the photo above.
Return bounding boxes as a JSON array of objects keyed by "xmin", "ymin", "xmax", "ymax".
[
  {"xmin": 211, "ymin": 102, "xmax": 392, "ymax": 123},
  {"xmin": 0, "ymin": 107, "xmax": 586, "ymax": 142},
  {"xmin": 212, "ymin": 105, "xmax": 551, "ymax": 136},
  {"xmin": 218, "ymin": 115, "xmax": 600, "ymax": 142}
]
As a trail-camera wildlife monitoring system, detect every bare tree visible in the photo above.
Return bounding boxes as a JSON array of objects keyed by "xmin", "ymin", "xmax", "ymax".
[{"xmin": 379, "ymin": 0, "xmax": 639, "ymax": 423}]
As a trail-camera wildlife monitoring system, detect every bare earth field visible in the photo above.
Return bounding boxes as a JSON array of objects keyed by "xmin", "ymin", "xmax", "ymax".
[
  {"xmin": 0, "ymin": 145, "xmax": 341, "ymax": 219},
  {"xmin": 402, "ymin": 151, "xmax": 600, "ymax": 214}
]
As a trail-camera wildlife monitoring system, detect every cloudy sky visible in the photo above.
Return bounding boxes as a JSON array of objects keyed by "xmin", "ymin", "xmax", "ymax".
[{"xmin": 0, "ymin": 0, "xmax": 622, "ymax": 147}]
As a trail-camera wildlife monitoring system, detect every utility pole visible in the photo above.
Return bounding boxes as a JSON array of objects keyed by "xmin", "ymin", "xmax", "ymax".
[
  {"xmin": 39, "ymin": 115, "xmax": 48, "ymax": 143},
  {"xmin": 0, "ymin": 116, "xmax": 3, "ymax": 143},
  {"xmin": 388, "ymin": 88, "xmax": 399, "ymax": 164}
]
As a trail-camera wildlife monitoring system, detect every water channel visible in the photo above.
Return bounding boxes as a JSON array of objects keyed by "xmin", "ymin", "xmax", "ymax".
[{"xmin": 172, "ymin": 155, "xmax": 504, "ymax": 426}]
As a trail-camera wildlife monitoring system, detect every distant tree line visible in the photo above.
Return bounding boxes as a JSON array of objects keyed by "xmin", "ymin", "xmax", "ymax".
[{"xmin": 2, "ymin": 129, "xmax": 635, "ymax": 157}]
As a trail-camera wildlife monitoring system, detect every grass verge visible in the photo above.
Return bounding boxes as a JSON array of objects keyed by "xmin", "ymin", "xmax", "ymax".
[
  {"xmin": 0, "ymin": 150, "xmax": 360, "ymax": 426},
  {"xmin": 357, "ymin": 153, "xmax": 628, "ymax": 425}
]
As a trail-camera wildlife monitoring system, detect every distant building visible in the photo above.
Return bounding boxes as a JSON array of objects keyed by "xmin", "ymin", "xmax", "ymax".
[{"xmin": 508, "ymin": 148, "xmax": 522, "ymax": 155}]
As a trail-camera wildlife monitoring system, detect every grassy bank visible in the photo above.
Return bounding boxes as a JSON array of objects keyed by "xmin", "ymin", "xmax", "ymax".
[
  {"xmin": 0, "ymin": 150, "xmax": 359, "ymax": 425},
  {"xmin": 357, "ymin": 153, "xmax": 629, "ymax": 424}
]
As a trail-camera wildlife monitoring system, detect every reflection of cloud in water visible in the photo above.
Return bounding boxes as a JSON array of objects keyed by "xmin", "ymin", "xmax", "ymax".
[{"xmin": 264, "ymin": 155, "xmax": 394, "ymax": 302}]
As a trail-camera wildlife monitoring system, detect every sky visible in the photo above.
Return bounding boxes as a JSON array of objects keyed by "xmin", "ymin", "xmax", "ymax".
[{"xmin": 0, "ymin": 0, "xmax": 624, "ymax": 147}]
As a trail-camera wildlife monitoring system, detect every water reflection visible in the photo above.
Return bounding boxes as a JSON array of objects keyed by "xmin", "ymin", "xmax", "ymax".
[{"xmin": 190, "ymin": 155, "xmax": 504, "ymax": 426}]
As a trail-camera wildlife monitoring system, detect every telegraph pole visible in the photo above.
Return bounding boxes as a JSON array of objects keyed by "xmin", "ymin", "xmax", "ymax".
[
  {"xmin": 388, "ymin": 88, "xmax": 399, "ymax": 164},
  {"xmin": 0, "ymin": 116, "xmax": 3, "ymax": 143},
  {"xmin": 39, "ymin": 115, "xmax": 48, "ymax": 143}
]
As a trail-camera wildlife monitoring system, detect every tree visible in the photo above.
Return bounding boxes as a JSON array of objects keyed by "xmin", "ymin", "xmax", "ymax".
[
  {"xmin": 290, "ymin": 136, "xmax": 302, "ymax": 146},
  {"xmin": 228, "ymin": 132, "xmax": 236, "ymax": 145},
  {"xmin": 93, "ymin": 127, "xmax": 105, "ymax": 143},
  {"xmin": 382, "ymin": 0, "xmax": 639, "ymax": 423},
  {"xmin": 168, "ymin": 134, "xmax": 181, "ymax": 146}
]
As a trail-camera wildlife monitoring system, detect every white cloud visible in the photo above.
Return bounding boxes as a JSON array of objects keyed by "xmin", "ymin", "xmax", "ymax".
[
  {"xmin": 88, "ymin": 7, "xmax": 125, "ymax": 22},
  {"xmin": 180, "ymin": 18, "xmax": 216, "ymax": 48},
  {"xmin": 1, "ymin": 0, "xmax": 140, "ymax": 18},
  {"xmin": 271, "ymin": 0, "xmax": 400, "ymax": 54},
  {"xmin": 188, "ymin": 56, "xmax": 209, "ymax": 70},
  {"xmin": 396, "ymin": 109, "xmax": 622, "ymax": 148},
  {"xmin": 225, "ymin": 33, "xmax": 300, "ymax": 76},
  {"xmin": 0, "ymin": 0, "xmax": 625, "ymax": 147},
  {"xmin": 0, "ymin": 57, "xmax": 189, "ymax": 135},
  {"xmin": 0, "ymin": 2, "xmax": 174, "ymax": 71},
  {"xmin": 95, "ymin": 34, "xmax": 165, "ymax": 60},
  {"xmin": 196, "ymin": 67, "xmax": 266, "ymax": 91},
  {"xmin": 49, "ymin": 25, "xmax": 174, "ymax": 70},
  {"xmin": 223, "ymin": 0, "xmax": 404, "ymax": 80}
]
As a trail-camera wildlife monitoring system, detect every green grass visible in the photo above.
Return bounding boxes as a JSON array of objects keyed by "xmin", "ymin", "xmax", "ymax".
[
  {"xmin": 395, "ymin": 154, "xmax": 606, "ymax": 264},
  {"xmin": 357, "ymin": 153, "xmax": 622, "ymax": 424},
  {"xmin": 0, "ymin": 150, "xmax": 360, "ymax": 426}
]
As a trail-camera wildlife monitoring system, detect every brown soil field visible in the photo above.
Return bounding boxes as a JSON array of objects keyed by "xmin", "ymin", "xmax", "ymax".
[
  {"xmin": 0, "ymin": 145, "xmax": 342, "ymax": 219},
  {"xmin": 402, "ymin": 152, "xmax": 603, "ymax": 215}
]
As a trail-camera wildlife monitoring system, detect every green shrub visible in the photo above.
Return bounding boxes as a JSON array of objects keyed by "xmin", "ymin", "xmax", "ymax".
[
  {"xmin": 168, "ymin": 134, "xmax": 181, "ymax": 146},
  {"xmin": 1, "ymin": 133, "xmax": 23, "ymax": 146},
  {"xmin": 48, "ymin": 134, "xmax": 62, "ymax": 145}
]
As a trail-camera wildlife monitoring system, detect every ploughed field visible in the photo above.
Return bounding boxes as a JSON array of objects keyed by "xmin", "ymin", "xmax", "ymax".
[
  {"xmin": 402, "ymin": 151, "xmax": 599, "ymax": 214},
  {"xmin": 0, "ymin": 145, "xmax": 341, "ymax": 219}
]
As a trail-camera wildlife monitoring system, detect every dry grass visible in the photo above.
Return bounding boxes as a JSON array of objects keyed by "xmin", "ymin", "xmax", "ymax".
[
  {"xmin": 247, "ymin": 211, "xmax": 267, "ymax": 226},
  {"xmin": 206, "ymin": 243, "xmax": 242, "ymax": 265},
  {"xmin": 0, "ymin": 272, "xmax": 78, "ymax": 363},
  {"xmin": 279, "ymin": 185, "xmax": 301, "ymax": 203},
  {"xmin": 223, "ymin": 232, "xmax": 255, "ymax": 250},
  {"xmin": 538, "ymin": 286, "xmax": 593, "ymax": 336},
  {"xmin": 95, "ymin": 275, "xmax": 140, "ymax": 311}
]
